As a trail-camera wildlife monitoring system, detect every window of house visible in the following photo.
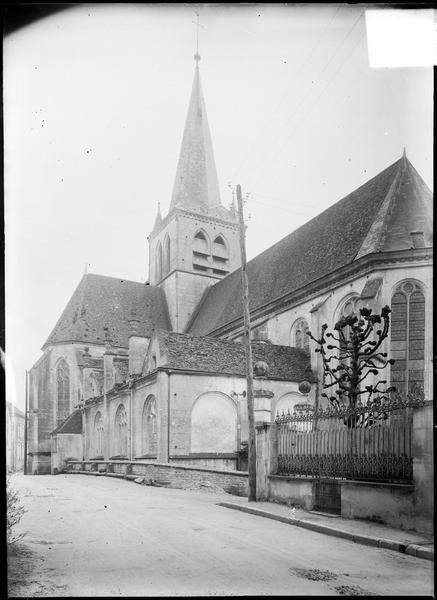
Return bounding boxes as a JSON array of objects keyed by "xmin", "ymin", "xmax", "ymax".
[
  {"xmin": 163, "ymin": 235, "xmax": 170, "ymax": 277},
  {"xmin": 142, "ymin": 395, "xmax": 157, "ymax": 455},
  {"xmin": 56, "ymin": 359, "xmax": 70, "ymax": 425},
  {"xmin": 390, "ymin": 281, "xmax": 425, "ymax": 394},
  {"xmin": 155, "ymin": 241, "xmax": 162, "ymax": 282},
  {"xmin": 114, "ymin": 404, "xmax": 128, "ymax": 457},
  {"xmin": 292, "ymin": 318, "xmax": 310, "ymax": 353},
  {"xmin": 94, "ymin": 411, "xmax": 104, "ymax": 457}
]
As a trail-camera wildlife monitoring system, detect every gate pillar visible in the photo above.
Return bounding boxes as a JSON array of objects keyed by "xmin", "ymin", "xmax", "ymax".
[{"xmin": 255, "ymin": 422, "xmax": 278, "ymax": 501}]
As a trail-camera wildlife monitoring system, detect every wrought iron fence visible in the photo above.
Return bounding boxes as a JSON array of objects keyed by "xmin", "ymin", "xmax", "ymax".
[{"xmin": 275, "ymin": 389, "xmax": 425, "ymax": 483}]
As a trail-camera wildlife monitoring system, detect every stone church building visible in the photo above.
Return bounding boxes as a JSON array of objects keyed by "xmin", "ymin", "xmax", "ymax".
[{"xmin": 27, "ymin": 58, "xmax": 433, "ymax": 475}]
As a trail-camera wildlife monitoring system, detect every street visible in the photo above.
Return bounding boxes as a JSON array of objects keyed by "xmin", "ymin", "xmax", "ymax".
[{"xmin": 8, "ymin": 473, "xmax": 433, "ymax": 596}]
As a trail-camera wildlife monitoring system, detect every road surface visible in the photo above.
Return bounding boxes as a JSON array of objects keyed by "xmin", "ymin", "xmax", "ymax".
[{"xmin": 8, "ymin": 473, "xmax": 433, "ymax": 596}]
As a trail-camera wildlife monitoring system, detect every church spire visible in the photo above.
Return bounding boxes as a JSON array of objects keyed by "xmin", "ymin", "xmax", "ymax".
[{"xmin": 169, "ymin": 29, "xmax": 222, "ymax": 213}]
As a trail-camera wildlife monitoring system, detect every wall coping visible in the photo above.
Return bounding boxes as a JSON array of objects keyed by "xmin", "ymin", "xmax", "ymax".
[
  {"xmin": 67, "ymin": 460, "xmax": 248, "ymax": 478},
  {"xmin": 170, "ymin": 453, "xmax": 238, "ymax": 459},
  {"xmin": 269, "ymin": 474, "xmax": 414, "ymax": 491}
]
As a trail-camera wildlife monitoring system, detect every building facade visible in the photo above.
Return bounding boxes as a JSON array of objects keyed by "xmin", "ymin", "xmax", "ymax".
[
  {"xmin": 6, "ymin": 401, "xmax": 25, "ymax": 472},
  {"xmin": 27, "ymin": 56, "xmax": 433, "ymax": 476}
]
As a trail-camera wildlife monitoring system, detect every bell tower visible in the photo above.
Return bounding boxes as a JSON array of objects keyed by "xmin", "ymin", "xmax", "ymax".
[{"xmin": 148, "ymin": 45, "xmax": 240, "ymax": 332}]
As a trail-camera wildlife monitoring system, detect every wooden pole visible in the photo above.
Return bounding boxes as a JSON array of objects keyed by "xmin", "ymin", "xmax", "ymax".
[
  {"xmin": 236, "ymin": 184, "xmax": 256, "ymax": 502},
  {"xmin": 24, "ymin": 370, "xmax": 28, "ymax": 475}
]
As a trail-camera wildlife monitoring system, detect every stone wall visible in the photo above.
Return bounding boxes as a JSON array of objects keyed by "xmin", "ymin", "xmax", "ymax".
[
  {"xmin": 51, "ymin": 433, "xmax": 82, "ymax": 474},
  {"xmin": 255, "ymin": 408, "xmax": 433, "ymax": 535},
  {"xmin": 66, "ymin": 460, "xmax": 248, "ymax": 496}
]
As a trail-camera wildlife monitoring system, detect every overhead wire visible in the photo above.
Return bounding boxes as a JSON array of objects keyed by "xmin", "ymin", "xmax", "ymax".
[
  {"xmin": 240, "ymin": 7, "xmax": 367, "ymax": 190},
  {"xmin": 247, "ymin": 12, "xmax": 368, "ymax": 190},
  {"xmin": 229, "ymin": 5, "xmax": 342, "ymax": 181}
]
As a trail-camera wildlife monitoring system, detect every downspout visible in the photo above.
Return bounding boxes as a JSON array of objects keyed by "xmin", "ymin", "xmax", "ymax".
[
  {"xmin": 167, "ymin": 371, "xmax": 171, "ymax": 462},
  {"xmin": 24, "ymin": 370, "xmax": 28, "ymax": 475},
  {"xmin": 129, "ymin": 382, "xmax": 133, "ymax": 461}
]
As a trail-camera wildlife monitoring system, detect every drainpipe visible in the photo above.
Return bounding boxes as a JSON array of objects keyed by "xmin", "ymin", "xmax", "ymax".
[
  {"xmin": 24, "ymin": 370, "xmax": 28, "ymax": 475},
  {"xmin": 129, "ymin": 381, "xmax": 133, "ymax": 461},
  {"xmin": 167, "ymin": 371, "xmax": 171, "ymax": 462}
]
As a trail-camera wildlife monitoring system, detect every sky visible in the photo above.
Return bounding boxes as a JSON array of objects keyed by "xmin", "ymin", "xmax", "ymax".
[{"xmin": 4, "ymin": 4, "xmax": 433, "ymax": 411}]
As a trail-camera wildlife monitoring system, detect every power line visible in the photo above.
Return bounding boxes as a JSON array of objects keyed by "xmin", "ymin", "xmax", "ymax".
[
  {"xmin": 248, "ymin": 23, "xmax": 367, "ymax": 189},
  {"xmin": 230, "ymin": 5, "xmax": 342, "ymax": 180},
  {"xmin": 240, "ymin": 8, "xmax": 367, "ymax": 188}
]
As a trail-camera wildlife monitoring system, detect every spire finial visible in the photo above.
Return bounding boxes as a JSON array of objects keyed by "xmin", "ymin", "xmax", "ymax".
[{"xmin": 192, "ymin": 11, "xmax": 203, "ymax": 66}]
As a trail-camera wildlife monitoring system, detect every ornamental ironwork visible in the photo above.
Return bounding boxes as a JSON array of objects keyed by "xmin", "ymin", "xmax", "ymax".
[
  {"xmin": 274, "ymin": 386, "xmax": 424, "ymax": 483},
  {"xmin": 275, "ymin": 385, "xmax": 425, "ymax": 424}
]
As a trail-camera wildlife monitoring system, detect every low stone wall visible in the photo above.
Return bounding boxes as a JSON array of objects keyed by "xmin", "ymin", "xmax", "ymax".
[
  {"xmin": 66, "ymin": 460, "xmax": 248, "ymax": 496},
  {"xmin": 169, "ymin": 454, "xmax": 237, "ymax": 471},
  {"xmin": 340, "ymin": 480, "xmax": 418, "ymax": 531},
  {"xmin": 268, "ymin": 475, "xmax": 315, "ymax": 510}
]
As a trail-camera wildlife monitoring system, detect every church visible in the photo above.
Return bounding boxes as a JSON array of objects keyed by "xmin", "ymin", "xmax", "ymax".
[{"xmin": 27, "ymin": 53, "xmax": 433, "ymax": 476}]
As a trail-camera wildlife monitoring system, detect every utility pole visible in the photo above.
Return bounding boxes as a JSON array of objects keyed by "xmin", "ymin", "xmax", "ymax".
[
  {"xmin": 236, "ymin": 184, "xmax": 256, "ymax": 502},
  {"xmin": 24, "ymin": 369, "xmax": 28, "ymax": 475}
]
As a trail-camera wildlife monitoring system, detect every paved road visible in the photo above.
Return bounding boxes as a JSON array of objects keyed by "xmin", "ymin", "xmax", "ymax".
[{"xmin": 8, "ymin": 474, "xmax": 434, "ymax": 596}]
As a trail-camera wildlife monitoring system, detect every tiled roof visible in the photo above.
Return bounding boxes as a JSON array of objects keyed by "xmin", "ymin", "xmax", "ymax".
[
  {"xmin": 43, "ymin": 274, "xmax": 171, "ymax": 349},
  {"xmin": 188, "ymin": 157, "xmax": 432, "ymax": 336},
  {"xmin": 52, "ymin": 409, "xmax": 82, "ymax": 435},
  {"xmin": 156, "ymin": 330, "xmax": 315, "ymax": 382}
]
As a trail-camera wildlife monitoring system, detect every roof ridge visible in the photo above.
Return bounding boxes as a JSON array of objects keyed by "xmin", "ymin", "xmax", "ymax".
[
  {"xmin": 188, "ymin": 155, "xmax": 430, "ymax": 337},
  {"xmin": 201, "ymin": 157, "xmax": 406, "ymax": 300}
]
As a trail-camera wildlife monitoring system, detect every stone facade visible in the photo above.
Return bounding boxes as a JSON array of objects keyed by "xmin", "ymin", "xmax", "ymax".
[
  {"xmin": 6, "ymin": 401, "xmax": 25, "ymax": 472},
  {"xmin": 28, "ymin": 53, "xmax": 432, "ymax": 532}
]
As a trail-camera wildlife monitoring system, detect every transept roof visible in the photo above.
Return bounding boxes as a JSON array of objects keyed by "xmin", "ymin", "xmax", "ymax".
[
  {"xmin": 188, "ymin": 156, "xmax": 432, "ymax": 336},
  {"xmin": 43, "ymin": 274, "xmax": 171, "ymax": 349}
]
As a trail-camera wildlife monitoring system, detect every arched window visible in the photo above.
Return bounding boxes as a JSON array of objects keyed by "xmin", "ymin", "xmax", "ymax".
[
  {"xmin": 155, "ymin": 241, "xmax": 162, "ymax": 282},
  {"xmin": 190, "ymin": 392, "xmax": 237, "ymax": 453},
  {"xmin": 212, "ymin": 235, "xmax": 228, "ymax": 259},
  {"xmin": 141, "ymin": 395, "xmax": 157, "ymax": 456},
  {"xmin": 193, "ymin": 230, "xmax": 209, "ymax": 253},
  {"xmin": 390, "ymin": 281, "xmax": 425, "ymax": 394},
  {"xmin": 114, "ymin": 404, "xmax": 128, "ymax": 457},
  {"xmin": 56, "ymin": 359, "xmax": 70, "ymax": 425},
  {"xmin": 291, "ymin": 318, "xmax": 310, "ymax": 353},
  {"xmin": 336, "ymin": 295, "xmax": 362, "ymax": 369},
  {"xmin": 163, "ymin": 235, "xmax": 170, "ymax": 276},
  {"xmin": 94, "ymin": 411, "xmax": 104, "ymax": 457}
]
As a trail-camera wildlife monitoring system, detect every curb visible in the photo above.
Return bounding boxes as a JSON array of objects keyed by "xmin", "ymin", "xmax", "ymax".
[{"xmin": 217, "ymin": 502, "xmax": 434, "ymax": 562}]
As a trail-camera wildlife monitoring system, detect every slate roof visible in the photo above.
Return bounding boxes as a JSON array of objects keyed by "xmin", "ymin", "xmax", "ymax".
[
  {"xmin": 156, "ymin": 330, "xmax": 315, "ymax": 382},
  {"xmin": 188, "ymin": 157, "xmax": 432, "ymax": 336},
  {"xmin": 52, "ymin": 409, "xmax": 82, "ymax": 435},
  {"xmin": 43, "ymin": 274, "xmax": 171, "ymax": 349},
  {"xmin": 170, "ymin": 64, "xmax": 222, "ymax": 212}
]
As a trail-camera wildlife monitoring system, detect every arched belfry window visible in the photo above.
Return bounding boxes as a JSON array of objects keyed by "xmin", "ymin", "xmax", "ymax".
[
  {"xmin": 193, "ymin": 230, "xmax": 209, "ymax": 254},
  {"xmin": 114, "ymin": 404, "xmax": 128, "ymax": 457},
  {"xmin": 291, "ymin": 318, "xmax": 310, "ymax": 353},
  {"xmin": 56, "ymin": 359, "xmax": 70, "ymax": 425},
  {"xmin": 155, "ymin": 241, "xmax": 162, "ymax": 282},
  {"xmin": 390, "ymin": 281, "xmax": 425, "ymax": 394},
  {"xmin": 94, "ymin": 411, "xmax": 104, "ymax": 457},
  {"xmin": 163, "ymin": 235, "xmax": 170, "ymax": 276},
  {"xmin": 212, "ymin": 235, "xmax": 228, "ymax": 259},
  {"xmin": 141, "ymin": 395, "xmax": 157, "ymax": 456}
]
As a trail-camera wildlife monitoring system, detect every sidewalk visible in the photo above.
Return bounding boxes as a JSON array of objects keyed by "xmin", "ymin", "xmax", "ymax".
[{"xmin": 217, "ymin": 497, "xmax": 434, "ymax": 562}]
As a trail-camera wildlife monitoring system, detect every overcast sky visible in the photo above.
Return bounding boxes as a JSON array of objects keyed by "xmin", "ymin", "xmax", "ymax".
[{"xmin": 4, "ymin": 4, "xmax": 433, "ymax": 411}]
